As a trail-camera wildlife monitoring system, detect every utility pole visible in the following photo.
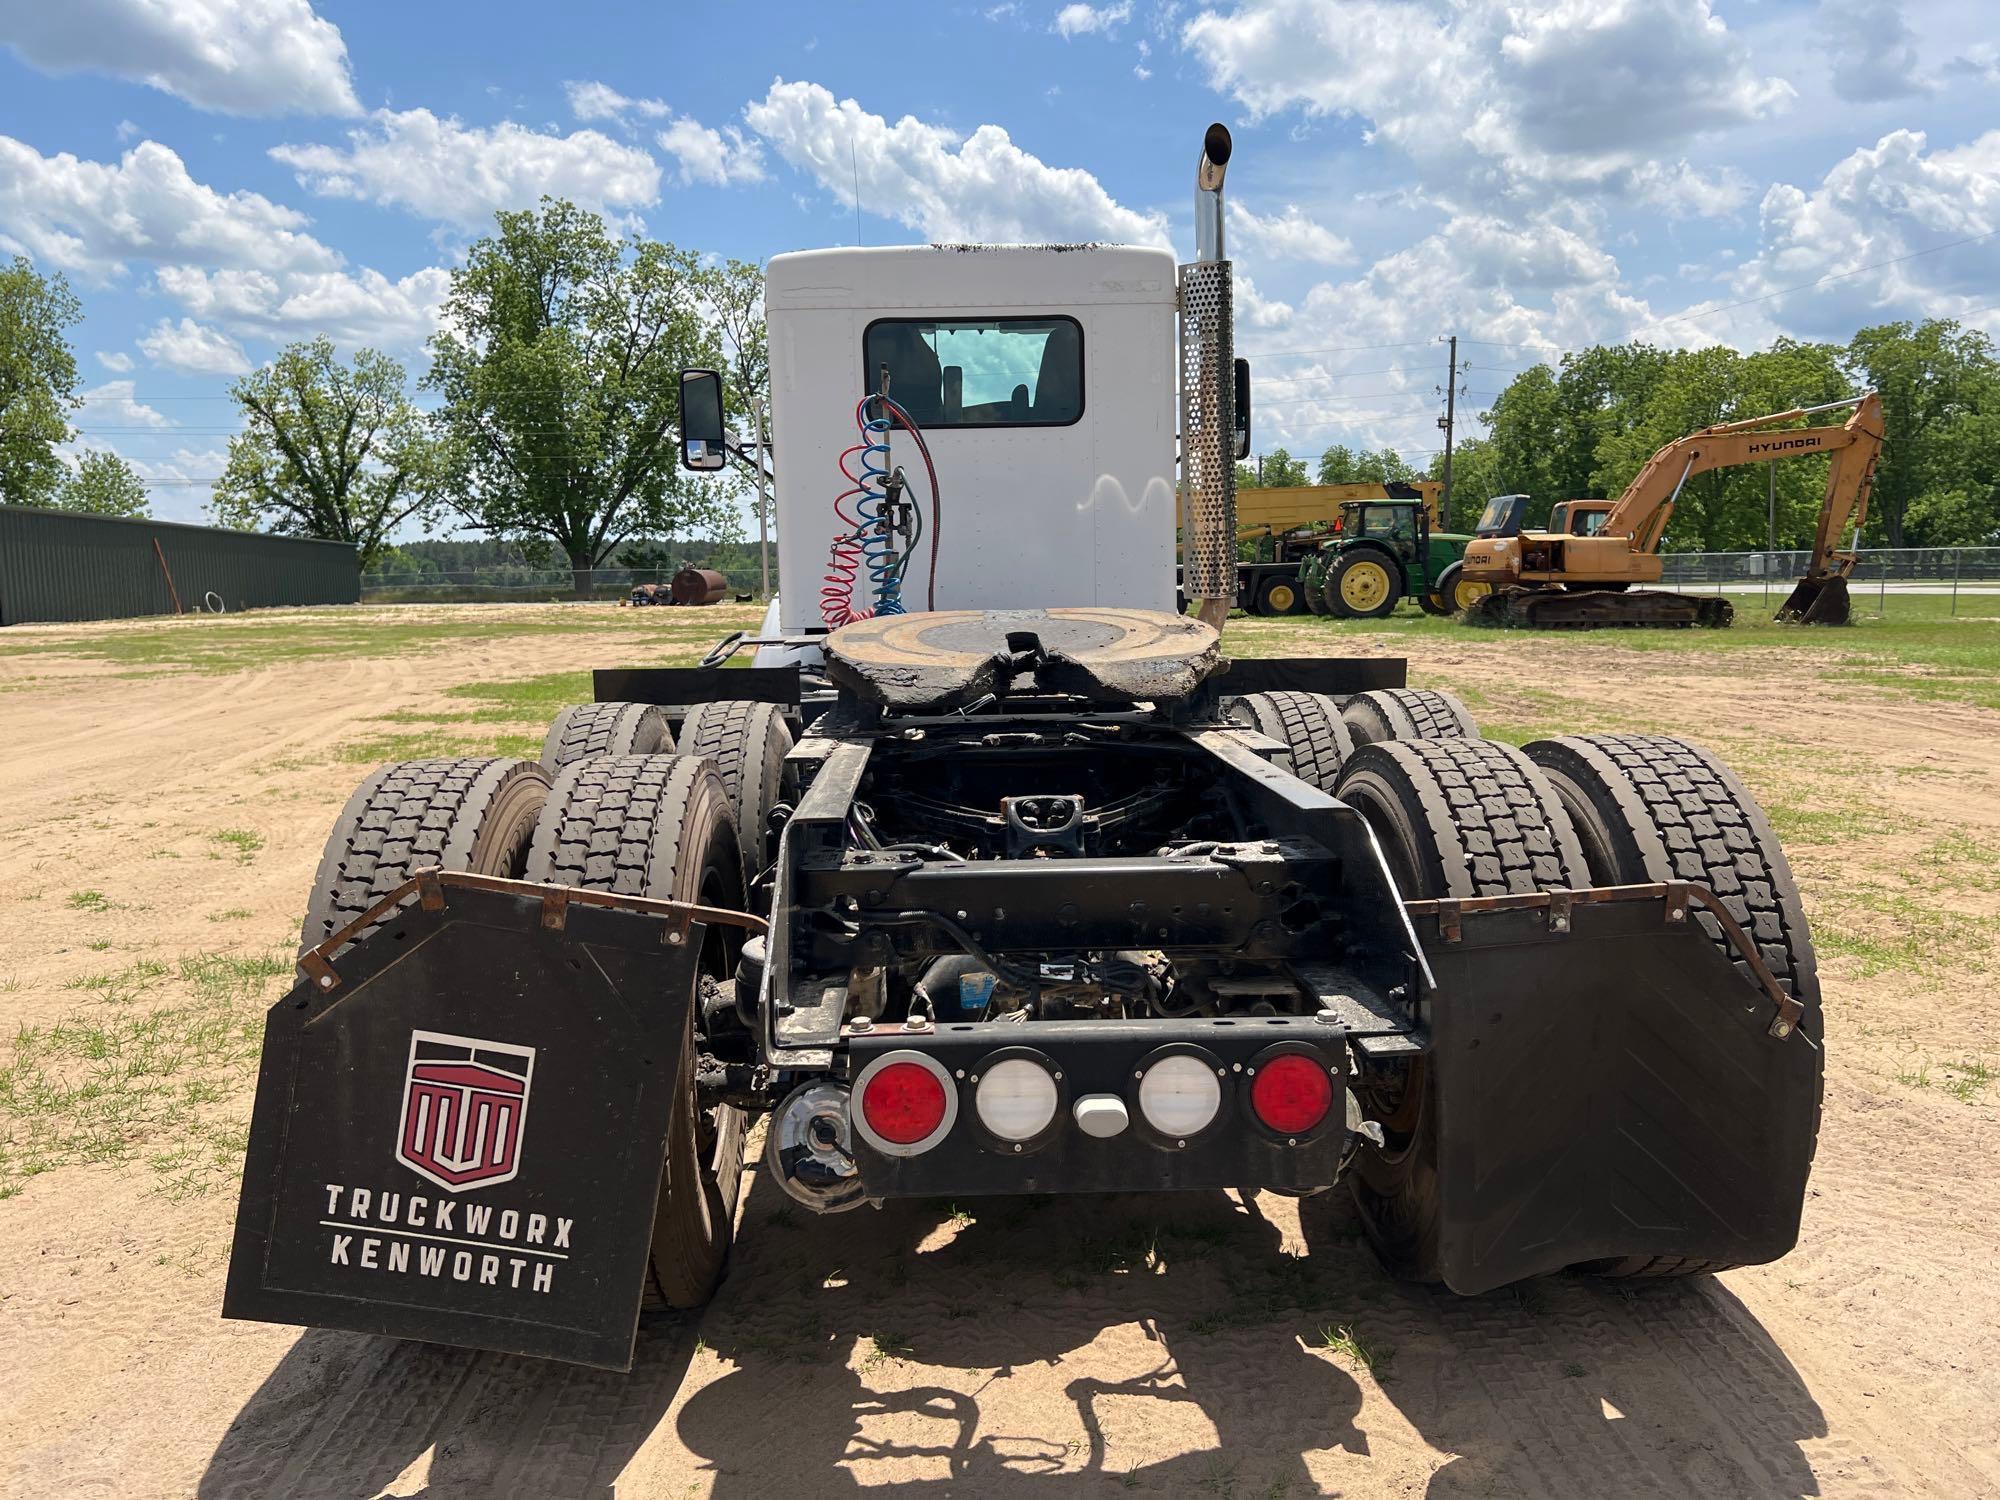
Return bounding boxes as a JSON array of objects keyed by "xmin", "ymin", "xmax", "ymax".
[
  {"xmin": 754, "ymin": 399, "xmax": 773, "ymax": 601},
  {"xmin": 1437, "ymin": 335, "xmax": 1459, "ymax": 529},
  {"xmin": 1256, "ymin": 453, "xmax": 1264, "ymax": 485}
]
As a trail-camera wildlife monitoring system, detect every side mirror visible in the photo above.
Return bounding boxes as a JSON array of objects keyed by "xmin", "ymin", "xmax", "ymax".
[
  {"xmin": 1232, "ymin": 358, "xmax": 1251, "ymax": 460},
  {"xmin": 678, "ymin": 368, "xmax": 728, "ymax": 473}
]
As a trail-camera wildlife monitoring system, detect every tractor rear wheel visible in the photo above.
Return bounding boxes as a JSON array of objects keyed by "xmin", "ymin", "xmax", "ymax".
[
  {"xmin": 540, "ymin": 701, "xmax": 672, "ymax": 773},
  {"xmin": 1222, "ymin": 689, "xmax": 1353, "ymax": 792},
  {"xmin": 525, "ymin": 754, "xmax": 749, "ymax": 1307},
  {"xmin": 303, "ymin": 757, "xmax": 549, "ymax": 956},
  {"xmin": 1325, "ymin": 550, "xmax": 1402, "ymax": 619},
  {"xmin": 1334, "ymin": 739, "xmax": 1589, "ymax": 1280},
  {"xmin": 1524, "ymin": 733, "xmax": 1823, "ymax": 1280},
  {"xmin": 678, "ymin": 699, "xmax": 797, "ymax": 881},
  {"xmin": 1341, "ymin": 687, "xmax": 1478, "ymax": 746}
]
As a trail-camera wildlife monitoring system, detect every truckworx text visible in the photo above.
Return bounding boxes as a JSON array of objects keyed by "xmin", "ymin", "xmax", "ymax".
[{"xmin": 224, "ymin": 124, "xmax": 1824, "ymax": 1373}]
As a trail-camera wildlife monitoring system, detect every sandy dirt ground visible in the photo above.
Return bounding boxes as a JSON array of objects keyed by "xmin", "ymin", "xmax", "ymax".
[{"xmin": 1, "ymin": 605, "xmax": 1996, "ymax": 1498}]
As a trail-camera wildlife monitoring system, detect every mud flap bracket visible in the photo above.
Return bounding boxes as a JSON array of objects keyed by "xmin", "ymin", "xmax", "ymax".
[
  {"xmin": 224, "ymin": 873, "xmax": 739, "ymax": 1370},
  {"xmin": 1407, "ymin": 883, "xmax": 1821, "ymax": 1295}
]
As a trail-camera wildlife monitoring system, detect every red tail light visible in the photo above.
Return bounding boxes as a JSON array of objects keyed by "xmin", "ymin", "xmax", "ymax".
[
  {"xmin": 852, "ymin": 1051, "xmax": 958, "ymax": 1155},
  {"xmin": 861, "ymin": 1063, "xmax": 947, "ymax": 1143},
  {"xmin": 1250, "ymin": 1052, "xmax": 1333, "ymax": 1136}
]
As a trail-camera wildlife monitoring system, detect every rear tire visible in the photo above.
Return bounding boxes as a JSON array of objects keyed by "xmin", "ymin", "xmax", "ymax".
[
  {"xmin": 1222, "ymin": 689, "xmax": 1354, "ymax": 792},
  {"xmin": 525, "ymin": 754, "xmax": 748, "ymax": 1307},
  {"xmin": 1325, "ymin": 550, "xmax": 1402, "ymax": 619},
  {"xmin": 1334, "ymin": 739, "xmax": 1588, "ymax": 1280},
  {"xmin": 677, "ymin": 699, "xmax": 797, "ymax": 881},
  {"xmin": 1255, "ymin": 574, "xmax": 1306, "ymax": 617},
  {"xmin": 303, "ymin": 757, "xmax": 549, "ymax": 956},
  {"xmin": 1523, "ymin": 733, "xmax": 1822, "ymax": 1281},
  {"xmin": 540, "ymin": 701, "xmax": 672, "ymax": 773},
  {"xmin": 1341, "ymin": 687, "xmax": 1478, "ymax": 746}
]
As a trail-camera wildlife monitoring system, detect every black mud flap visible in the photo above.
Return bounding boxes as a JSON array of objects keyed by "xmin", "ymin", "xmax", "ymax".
[
  {"xmin": 1413, "ymin": 886, "xmax": 1820, "ymax": 1294},
  {"xmin": 223, "ymin": 874, "xmax": 707, "ymax": 1371}
]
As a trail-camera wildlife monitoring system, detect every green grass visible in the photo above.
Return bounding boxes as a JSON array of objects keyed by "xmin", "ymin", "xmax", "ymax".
[
  {"xmin": 208, "ymin": 828, "xmax": 264, "ymax": 861},
  {"xmin": 1318, "ymin": 1324, "xmax": 1391, "ymax": 1378},
  {"xmin": 0, "ymin": 603, "xmax": 765, "ymax": 675},
  {"xmin": 1227, "ymin": 598, "xmax": 2000, "ymax": 711},
  {"xmin": 65, "ymin": 889, "xmax": 112, "ymax": 912},
  {"xmin": 0, "ymin": 949, "xmax": 289, "ymax": 1200}
]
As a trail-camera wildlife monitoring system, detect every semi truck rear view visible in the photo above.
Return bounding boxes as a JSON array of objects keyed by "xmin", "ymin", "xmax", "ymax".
[{"xmin": 224, "ymin": 125, "xmax": 1823, "ymax": 1371}]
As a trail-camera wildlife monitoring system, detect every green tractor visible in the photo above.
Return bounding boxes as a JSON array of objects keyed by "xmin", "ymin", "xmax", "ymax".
[{"xmin": 1300, "ymin": 497, "xmax": 1480, "ymax": 619}]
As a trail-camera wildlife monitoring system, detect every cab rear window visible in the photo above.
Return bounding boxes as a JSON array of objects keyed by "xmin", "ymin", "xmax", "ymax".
[{"xmin": 863, "ymin": 316, "xmax": 1084, "ymax": 428}]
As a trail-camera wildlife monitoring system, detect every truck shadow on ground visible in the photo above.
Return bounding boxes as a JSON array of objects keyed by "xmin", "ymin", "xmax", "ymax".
[{"xmin": 201, "ymin": 1172, "xmax": 1829, "ymax": 1497}]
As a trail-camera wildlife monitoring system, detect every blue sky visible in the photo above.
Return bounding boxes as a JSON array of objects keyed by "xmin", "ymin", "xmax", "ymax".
[{"xmin": 2, "ymin": 0, "xmax": 1996, "ymax": 523}]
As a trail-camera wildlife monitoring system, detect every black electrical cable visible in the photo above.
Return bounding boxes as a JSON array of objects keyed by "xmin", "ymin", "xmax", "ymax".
[{"xmin": 874, "ymin": 393, "xmax": 942, "ymax": 610}]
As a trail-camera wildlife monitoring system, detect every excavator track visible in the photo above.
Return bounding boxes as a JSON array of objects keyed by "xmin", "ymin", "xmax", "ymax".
[{"xmin": 1464, "ymin": 586, "xmax": 1734, "ymax": 630}]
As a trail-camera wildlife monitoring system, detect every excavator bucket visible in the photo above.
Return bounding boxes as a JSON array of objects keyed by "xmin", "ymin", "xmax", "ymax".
[
  {"xmin": 1776, "ymin": 574, "xmax": 1852, "ymax": 625},
  {"xmin": 223, "ymin": 872, "xmax": 705, "ymax": 1370},
  {"xmin": 1413, "ymin": 887, "xmax": 1820, "ymax": 1292}
]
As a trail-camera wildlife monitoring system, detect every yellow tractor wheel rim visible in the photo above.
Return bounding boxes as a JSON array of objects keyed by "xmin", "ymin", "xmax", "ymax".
[
  {"xmin": 1452, "ymin": 578, "xmax": 1493, "ymax": 611},
  {"xmin": 1267, "ymin": 582, "xmax": 1297, "ymax": 613},
  {"xmin": 1340, "ymin": 561, "xmax": 1393, "ymax": 610}
]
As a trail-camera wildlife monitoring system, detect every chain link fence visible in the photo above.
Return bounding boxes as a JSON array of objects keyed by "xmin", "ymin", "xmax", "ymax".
[
  {"xmin": 360, "ymin": 564, "xmax": 771, "ymax": 604},
  {"xmin": 1655, "ymin": 546, "xmax": 2000, "ymax": 616}
]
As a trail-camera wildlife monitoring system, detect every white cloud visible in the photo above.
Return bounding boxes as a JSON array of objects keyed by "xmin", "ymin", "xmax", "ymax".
[
  {"xmin": 1948, "ymin": 44, "xmax": 2000, "ymax": 84},
  {"xmin": 138, "ymin": 316, "xmax": 252, "ymax": 376},
  {"xmin": 563, "ymin": 80, "xmax": 670, "ymax": 124},
  {"xmin": 1181, "ymin": 0, "xmax": 1790, "ymax": 213},
  {"xmin": 743, "ymin": 79, "xmax": 1170, "ymax": 246},
  {"xmin": 155, "ymin": 263, "xmax": 452, "ymax": 350},
  {"xmin": 1054, "ymin": 2, "xmax": 1132, "ymax": 38},
  {"xmin": 1628, "ymin": 159, "xmax": 1752, "ymax": 219},
  {"xmin": 1720, "ymin": 129, "xmax": 2000, "ymax": 340},
  {"xmin": 657, "ymin": 118, "xmax": 767, "ymax": 187},
  {"xmin": 1823, "ymin": 0, "xmax": 1929, "ymax": 102},
  {"xmin": 75, "ymin": 379, "xmax": 172, "ymax": 429},
  {"xmin": 1228, "ymin": 201, "xmax": 1354, "ymax": 265},
  {"xmin": 270, "ymin": 108, "xmax": 662, "ymax": 226},
  {"xmin": 96, "ymin": 350, "xmax": 135, "ymax": 372},
  {"xmin": 0, "ymin": 0, "xmax": 359, "ymax": 116},
  {"xmin": 0, "ymin": 136, "xmax": 338, "ymax": 281}
]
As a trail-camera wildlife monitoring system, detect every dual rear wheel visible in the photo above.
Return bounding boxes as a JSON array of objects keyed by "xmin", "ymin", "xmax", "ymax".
[
  {"xmin": 1335, "ymin": 731, "xmax": 1820, "ymax": 1283},
  {"xmin": 303, "ymin": 698, "xmax": 797, "ymax": 1309}
]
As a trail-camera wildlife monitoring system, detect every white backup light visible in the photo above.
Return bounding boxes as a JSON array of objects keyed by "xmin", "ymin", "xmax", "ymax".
[
  {"xmin": 974, "ymin": 1057, "xmax": 1061, "ymax": 1142},
  {"xmin": 1137, "ymin": 1053, "xmax": 1223, "ymax": 1138}
]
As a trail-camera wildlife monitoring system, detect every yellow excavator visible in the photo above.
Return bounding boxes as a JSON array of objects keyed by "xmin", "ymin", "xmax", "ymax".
[{"xmin": 1458, "ymin": 392, "xmax": 1884, "ymax": 628}]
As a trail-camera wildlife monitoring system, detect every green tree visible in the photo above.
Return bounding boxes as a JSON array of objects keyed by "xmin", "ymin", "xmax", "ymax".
[
  {"xmin": 427, "ymin": 199, "xmax": 734, "ymax": 594},
  {"xmin": 1318, "ymin": 444, "xmax": 1418, "ymax": 485},
  {"xmin": 212, "ymin": 337, "xmax": 443, "ymax": 569},
  {"xmin": 1238, "ymin": 446, "xmax": 1310, "ymax": 487},
  {"xmin": 0, "ymin": 256, "xmax": 82, "ymax": 505},
  {"xmin": 53, "ymin": 449, "xmax": 148, "ymax": 517},
  {"xmin": 1846, "ymin": 320, "xmax": 1999, "ymax": 546}
]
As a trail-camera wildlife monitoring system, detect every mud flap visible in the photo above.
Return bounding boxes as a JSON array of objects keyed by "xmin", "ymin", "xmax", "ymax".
[
  {"xmin": 1414, "ymin": 889, "xmax": 1820, "ymax": 1294},
  {"xmin": 223, "ymin": 875, "xmax": 706, "ymax": 1370}
]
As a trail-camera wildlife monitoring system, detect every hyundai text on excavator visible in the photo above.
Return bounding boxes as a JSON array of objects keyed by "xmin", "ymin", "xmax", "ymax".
[
  {"xmin": 222, "ymin": 126, "xmax": 1824, "ymax": 1372},
  {"xmin": 1458, "ymin": 392, "xmax": 1884, "ymax": 628}
]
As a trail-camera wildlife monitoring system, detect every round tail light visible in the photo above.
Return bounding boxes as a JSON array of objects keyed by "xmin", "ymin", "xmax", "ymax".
[
  {"xmin": 1249, "ymin": 1051, "xmax": 1334, "ymax": 1137},
  {"xmin": 852, "ymin": 1051, "xmax": 957, "ymax": 1155},
  {"xmin": 1135, "ymin": 1050, "xmax": 1224, "ymax": 1142},
  {"xmin": 974, "ymin": 1055, "xmax": 1060, "ymax": 1145}
]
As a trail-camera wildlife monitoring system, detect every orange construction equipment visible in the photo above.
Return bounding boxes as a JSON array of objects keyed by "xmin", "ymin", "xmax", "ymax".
[{"xmin": 1459, "ymin": 392, "xmax": 1884, "ymax": 628}]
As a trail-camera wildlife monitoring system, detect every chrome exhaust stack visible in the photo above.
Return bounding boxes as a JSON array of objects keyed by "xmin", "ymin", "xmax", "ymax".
[{"xmin": 1181, "ymin": 123, "xmax": 1238, "ymax": 633}]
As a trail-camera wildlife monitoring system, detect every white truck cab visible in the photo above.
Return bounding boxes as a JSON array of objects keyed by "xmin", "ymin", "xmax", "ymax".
[{"xmin": 760, "ymin": 244, "xmax": 1180, "ymax": 630}]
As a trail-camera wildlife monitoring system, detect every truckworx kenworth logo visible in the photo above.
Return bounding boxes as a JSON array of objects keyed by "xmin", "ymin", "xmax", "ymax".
[{"xmin": 395, "ymin": 1029, "xmax": 535, "ymax": 1192}]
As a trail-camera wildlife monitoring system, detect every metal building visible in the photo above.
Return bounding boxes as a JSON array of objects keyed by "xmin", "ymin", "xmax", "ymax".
[{"xmin": 0, "ymin": 507, "xmax": 360, "ymax": 625}]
